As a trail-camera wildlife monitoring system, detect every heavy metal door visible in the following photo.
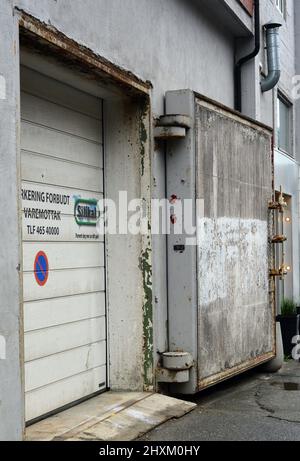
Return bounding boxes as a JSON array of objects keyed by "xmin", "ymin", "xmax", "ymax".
[{"xmin": 166, "ymin": 90, "xmax": 275, "ymax": 393}]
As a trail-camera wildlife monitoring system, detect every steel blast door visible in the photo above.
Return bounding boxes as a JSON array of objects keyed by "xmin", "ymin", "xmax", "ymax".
[{"xmin": 196, "ymin": 99, "xmax": 274, "ymax": 388}]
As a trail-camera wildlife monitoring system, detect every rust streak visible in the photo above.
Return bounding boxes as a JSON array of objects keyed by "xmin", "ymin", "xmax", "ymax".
[
  {"xmin": 17, "ymin": 9, "xmax": 151, "ymax": 97},
  {"xmin": 198, "ymin": 351, "xmax": 275, "ymax": 390},
  {"xmin": 169, "ymin": 194, "xmax": 178, "ymax": 204},
  {"xmin": 170, "ymin": 214, "xmax": 177, "ymax": 225}
]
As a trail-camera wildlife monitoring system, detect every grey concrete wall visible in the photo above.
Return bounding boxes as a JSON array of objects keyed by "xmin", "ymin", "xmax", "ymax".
[
  {"xmin": 105, "ymin": 97, "xmax": 146, "ymax": 392},
  {"xmin": 14, "ymin": 0, "xmax": 235, "ymax": 115},
  {"xmin": 0, "ymin": 0, "xmax": 24, "ymax": 441}
]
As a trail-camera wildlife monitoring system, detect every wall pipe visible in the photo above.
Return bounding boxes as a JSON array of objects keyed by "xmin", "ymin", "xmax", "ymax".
[
  {"xmin": 234, "ymin": 0, "xmax": 260, "ymax": 112},
  {"xmin": 261, "ymin": 22, "xmax": 282, "ymax": 92}
]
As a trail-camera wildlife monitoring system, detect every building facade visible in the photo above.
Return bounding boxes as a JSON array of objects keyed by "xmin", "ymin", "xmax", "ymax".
[{"xmin": 0, "ymin": 0, "xmax": 299, "ymax": 440}]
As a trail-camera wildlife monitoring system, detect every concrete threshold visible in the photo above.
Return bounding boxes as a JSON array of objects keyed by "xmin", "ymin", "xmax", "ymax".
[{"xmin": 26, "ymin": 391, "xmax": 196, "ymax": 441}]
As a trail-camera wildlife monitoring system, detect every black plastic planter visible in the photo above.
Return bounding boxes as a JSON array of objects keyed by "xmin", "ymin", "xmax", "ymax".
[{"xmin": 276, "ymin": 314, "xmax": 300, "ymax": 357}]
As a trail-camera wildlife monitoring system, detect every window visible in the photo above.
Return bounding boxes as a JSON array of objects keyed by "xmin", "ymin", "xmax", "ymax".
[
  {"xmin": 277, "ymin": 95, "xmax": 292, "ymax": 155},
  {"xmin": 276, "ymin": 0, "xmax": 286, "ymax": 17}
]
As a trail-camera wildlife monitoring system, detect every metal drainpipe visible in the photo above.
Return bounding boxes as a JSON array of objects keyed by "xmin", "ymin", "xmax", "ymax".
[
  {"xmin": 234, "ymin": 0, "xmax": 260, "ymax": 113},
  {"xmin": 261, "ymin": 22, "xmax": 282, "ymax": 92}
]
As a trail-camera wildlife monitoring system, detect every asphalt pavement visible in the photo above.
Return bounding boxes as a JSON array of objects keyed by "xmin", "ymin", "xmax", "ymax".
[{"xmin": 140, "ymin": 360, "xmax": 300, "ymax": 441}]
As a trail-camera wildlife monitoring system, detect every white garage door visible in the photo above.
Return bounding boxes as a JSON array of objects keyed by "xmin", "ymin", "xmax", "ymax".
[{"xmin": 20, "ymin": 67, "xmax": 107, "ymax": 422}]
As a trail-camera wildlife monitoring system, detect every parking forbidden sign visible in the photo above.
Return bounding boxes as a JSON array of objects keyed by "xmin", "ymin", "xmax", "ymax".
[{"xmin": 34, "ymin": 251, "xmax": 49, "ymax": 286}]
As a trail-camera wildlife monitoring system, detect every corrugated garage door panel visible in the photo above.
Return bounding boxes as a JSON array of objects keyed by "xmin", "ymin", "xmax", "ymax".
[
  {"xmin": 21, "ymin": 123, "xmax": 103, "ymax": 168},
  {"xmin": 25, "ymin": 341, "xmax": 106, "ymax": 391},
  {"xmin": 25, "ymin": 367, "xmax": 106, "ymax": 420},
  {"xmin": 21, "ymin": 66, "xmax": 107, "ymax": 422},
  {"xmin": 20, "ymin": 66, "xmax": 102, "ymax": 119},
  {"xmin": 21, "ymin": 152, "xmax": 103, "ymax": 192},
  {"xmin": 24, "ymin": 317, "xmax": 106, "ymax": 362},
  {"xmin": 23, "ymin": 267, "xmax": 105, "ymax": 302},
  {"xmin": 24, "ymin": 293, "xmax": 106, "ymax": 332},
  {"xmin": 21, "ymin": 91, "xmax": 102, "ymax": 142}
]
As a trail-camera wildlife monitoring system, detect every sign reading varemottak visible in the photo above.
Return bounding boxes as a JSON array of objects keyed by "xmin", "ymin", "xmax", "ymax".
[{"xmin": 21, "ymin": 183, "xmax": 100, "ymax": 241}]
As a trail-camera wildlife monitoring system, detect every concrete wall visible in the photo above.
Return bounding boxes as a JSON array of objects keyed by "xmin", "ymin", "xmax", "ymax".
[
  {"xmin": 14, "ymin": 0, "xmax": 236, "ymax": 116},
  {"xmin": 105, "ymin": 96, "xmax": 151, "ymax": 391},
  {"xmin": 0, "ymin": 0, "xmax": 24, "ymax": 441}
]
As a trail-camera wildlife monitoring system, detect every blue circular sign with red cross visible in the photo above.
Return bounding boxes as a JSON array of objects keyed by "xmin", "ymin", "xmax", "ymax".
[{"xmin": 34, "ymin": 251, "xmax": 49, "ymax": 286}]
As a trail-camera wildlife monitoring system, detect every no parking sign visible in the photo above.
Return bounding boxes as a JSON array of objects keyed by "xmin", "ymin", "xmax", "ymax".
[{"xmin": 34, "ymin": 251, "xmax": 49, "ymax": 286}]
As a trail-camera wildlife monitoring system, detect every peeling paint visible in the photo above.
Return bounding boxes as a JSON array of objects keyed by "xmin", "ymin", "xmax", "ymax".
[
  {"xmin": 0, "ymin": 335, "xmax": 6, "ymax": 360},
  {"xmin": 138, "ymin": 97, "xmax": 153, "ymax": 388},
  {"xmin": 139, "ymin": 104, "xmax": 148, "ymax": 177},
  {"xmin": 170, "ymin": 214, "xmax": 177, "ymax": 225},
  {"xmin": 0, "ymin": 76, "xmax": 6, "ymax": 100},
  {"xmin": 197, "ymin": 217, "xmax": 268, "ymax": 306},
  {"xmin": 169, "ymin": 194, "xmax": 178, "ymax": 204},
  {"xmin": 140, "ymin": 248, "xmax": 153, "ymax": 388}
]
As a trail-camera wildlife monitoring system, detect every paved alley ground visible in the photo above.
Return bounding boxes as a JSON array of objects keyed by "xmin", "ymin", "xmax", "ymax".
[{"xmin": 140, "ymin": 361, "xmax": 300, "ymax": 441}]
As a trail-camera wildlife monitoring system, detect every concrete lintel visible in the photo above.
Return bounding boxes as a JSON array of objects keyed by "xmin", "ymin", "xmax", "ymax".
[{"xmin": 17, "ymin": 9, "xmax": 152, "ymax": 97}]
